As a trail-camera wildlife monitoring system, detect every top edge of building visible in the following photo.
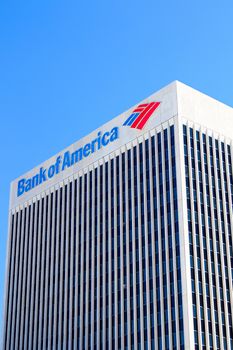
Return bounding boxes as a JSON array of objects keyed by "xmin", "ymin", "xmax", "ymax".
[{"xmin": 10, "ymin": 80, "xmax": 233, "ymax": 210}]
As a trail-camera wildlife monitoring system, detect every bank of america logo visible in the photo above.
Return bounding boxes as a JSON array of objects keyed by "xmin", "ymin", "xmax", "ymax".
[{"xmin": 123, "ymin": 102, "xmax": 160, "ymax": 130}]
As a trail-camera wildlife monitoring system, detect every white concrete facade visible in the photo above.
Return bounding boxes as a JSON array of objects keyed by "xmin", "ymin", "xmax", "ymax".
[{"xmin": 3, "ymin": 81, "xmax": 233, "ymax": 349}]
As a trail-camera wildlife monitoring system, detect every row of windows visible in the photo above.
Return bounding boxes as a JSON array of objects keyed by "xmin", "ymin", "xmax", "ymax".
[
  {"xmin": 4, "ymin": 125, "xmax": 184, "ymax": 349},
  {"xmin": 183, "ymin": 125, "xmax": 233, "ymax": 350}
]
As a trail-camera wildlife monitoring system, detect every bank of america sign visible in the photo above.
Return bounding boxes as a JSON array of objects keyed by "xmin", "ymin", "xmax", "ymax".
[{"xmin": 123, "ymin": 102, "xmax": 160, "ymax": 130}]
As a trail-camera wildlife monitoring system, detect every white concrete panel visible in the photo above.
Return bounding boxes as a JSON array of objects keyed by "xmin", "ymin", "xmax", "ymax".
[{"xmin": 177, "ymin": 81, "xmax": 233, "ymax": 141}]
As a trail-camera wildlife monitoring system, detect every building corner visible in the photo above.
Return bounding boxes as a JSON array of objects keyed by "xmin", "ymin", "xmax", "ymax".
[{"xmin": 174, "ymin": 83, "xmax": 194, "ymax": 350}]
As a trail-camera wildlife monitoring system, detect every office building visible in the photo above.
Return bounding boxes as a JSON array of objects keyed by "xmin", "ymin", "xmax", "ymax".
[{"xmin": 3, "ymin": 81, "xmax": 233, "ymax": 349}]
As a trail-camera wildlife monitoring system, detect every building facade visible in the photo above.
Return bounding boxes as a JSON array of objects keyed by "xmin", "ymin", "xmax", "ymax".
[{"xmin": 3, "ymin": 81, "xmax": 233, "ymax": 349}]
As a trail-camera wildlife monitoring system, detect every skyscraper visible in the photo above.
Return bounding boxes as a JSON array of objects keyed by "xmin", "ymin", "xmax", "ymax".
[{"xmin": 3, "ymin": 81, "xmax": 233, "ymax": 349}]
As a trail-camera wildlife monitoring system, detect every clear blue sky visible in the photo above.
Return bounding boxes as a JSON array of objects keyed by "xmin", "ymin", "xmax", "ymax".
[{"xmin": 0, "ymin": 0, "xmax": 233, "ymax": 339}]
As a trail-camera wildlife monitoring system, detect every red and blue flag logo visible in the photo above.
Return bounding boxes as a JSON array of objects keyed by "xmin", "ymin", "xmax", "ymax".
[{"xmin": 123, "ymin": 102, "xmax": 160, "ymax": 130}]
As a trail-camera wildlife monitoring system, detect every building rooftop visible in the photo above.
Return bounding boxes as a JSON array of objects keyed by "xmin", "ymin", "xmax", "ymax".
[{"xmin": 10, "ymin": 81, "xmax": 233, "ymax": 209}]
